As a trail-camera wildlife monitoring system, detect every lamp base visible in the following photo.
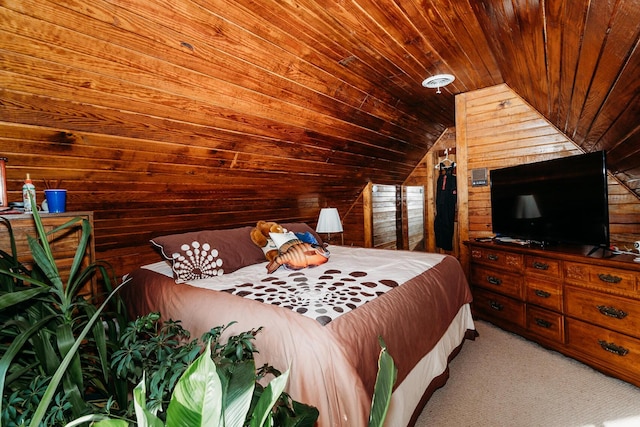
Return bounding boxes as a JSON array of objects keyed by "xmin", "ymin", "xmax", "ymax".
[{"xmin": 321, "ymin": 232, "xmax": 344, "ymax": 246}]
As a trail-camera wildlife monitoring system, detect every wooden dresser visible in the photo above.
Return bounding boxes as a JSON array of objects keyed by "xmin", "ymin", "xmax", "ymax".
[
  {"xmin": 0, "ymin": 211, "xmax": 96, "ymax": 298},
  {"xmin": 467, "ymin": 241, "xmax": 640, "ymax": 387}
]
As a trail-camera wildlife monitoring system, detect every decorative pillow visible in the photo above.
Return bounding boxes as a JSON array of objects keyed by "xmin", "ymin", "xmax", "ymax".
[
  {"xmin": 151, "ymin": 226, "xmax": 265, "ymax": 283},
  {"xmin": 280, "ymin": 222, "xmax": 324, "ymax": 247}
]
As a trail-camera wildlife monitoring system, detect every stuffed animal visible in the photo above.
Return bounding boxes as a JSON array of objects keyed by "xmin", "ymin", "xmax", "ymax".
[
  {"xmin": 250, "ymin": 220, "xmax": 285, "ymax": 262},
  {"xmin": 266, "ymin": 242, "xmax": 330, "ymax": 274}
]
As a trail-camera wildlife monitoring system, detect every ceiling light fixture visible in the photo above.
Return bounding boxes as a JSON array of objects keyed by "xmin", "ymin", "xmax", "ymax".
[{"xmin": 422, "ymin": 74, "xmax": 455, "ymax": 94}]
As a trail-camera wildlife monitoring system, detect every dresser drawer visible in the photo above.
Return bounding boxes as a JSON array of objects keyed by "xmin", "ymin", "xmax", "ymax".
[
  {"xmin": 473, "ymin": 287, "xmax": 525, "ymax": 328},
  {"xmin": 567, "ymin": 318, "xmax": 640, "ymax": 379},
  {"xmin": 471, "ymin": 265, "xmax": 524, "ymax": 299},
  {"xmin": 564, "ymin": 261, "xmax": 637, "ymax": 294},
  {"xmin": 470, "ymin": 247, "xmax": 523, "ymax": 272},
  {"xmin": 526, "ymin": 277, "xmax": 562, "ymax": 311},
  {"xmin": 525, "ymin": 255, "xmax": 561, "ymax": 279},
  {"xmin": 565, "ymin": 286, "xmax": 640, "ymax": 338},
  {"xmin": 526, "ymin": 305, "xmax": 564, "ymax": 343}
]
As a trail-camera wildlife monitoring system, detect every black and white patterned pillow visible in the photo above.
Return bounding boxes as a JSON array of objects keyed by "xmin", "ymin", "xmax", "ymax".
[
  {"xmin": 151, "ymin": 226, "xmax": 265, "ymax": 283},
  {"xmin": 167, "ymin": 240, "xmax": 224, "ymax": 283}
]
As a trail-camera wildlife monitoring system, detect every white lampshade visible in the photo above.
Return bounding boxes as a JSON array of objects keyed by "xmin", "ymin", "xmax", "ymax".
[{"xmin": 316, "ymin": 208, "xmax": 343, "ymax": 233}]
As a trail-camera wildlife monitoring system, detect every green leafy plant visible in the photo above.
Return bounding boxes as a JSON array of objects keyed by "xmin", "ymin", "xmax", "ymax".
[
  {"xmin": 0, "ymin": 197, "xmax": 396, "ymax": 427},
  {"xmin": 0, "ymin": 205, "xmax": 129, "ymax": 426},
  {"xmin": 66, "ymin": 342, "xmax": 293, "ymax": 427},
  {"xmin": 107, "ymin": 312, "xmax": 319, "ymax": 426},
  {"xmin": 368, "ymin": 338, "xmax": 397, "ymax": 427},
  {"xmin": 66, "ymin": 329, "xmax": 396, "ymax": 427}
]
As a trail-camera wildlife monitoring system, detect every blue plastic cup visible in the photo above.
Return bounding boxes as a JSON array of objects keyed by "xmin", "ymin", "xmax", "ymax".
[{"xmin": 44, "ymin": 189, "xmax": 67, "ymax": 213}]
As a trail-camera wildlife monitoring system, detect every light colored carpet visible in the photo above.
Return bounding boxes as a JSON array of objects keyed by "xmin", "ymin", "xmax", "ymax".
[{"xmin": 415, "ymin": 320, "xmax": 640, "ymax": 427}]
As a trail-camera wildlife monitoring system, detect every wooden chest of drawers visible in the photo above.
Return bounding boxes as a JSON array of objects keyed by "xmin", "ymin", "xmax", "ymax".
[
  {"xmin": 0, "ymin": 211, "xmax": 96, "ymax": 298},
  {"xmin": 468, "ymin": 241, "xmax": 640, "ymax": 387}
]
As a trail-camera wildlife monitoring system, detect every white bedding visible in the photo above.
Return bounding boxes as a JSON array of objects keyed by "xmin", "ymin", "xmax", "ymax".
[
  {"xmin": 123, "ymin": 245, "xmax": 475, "ymax": 426},
  {"xmin": 142, "ymin": 245, "xmax": 448, "ymax": 324}
]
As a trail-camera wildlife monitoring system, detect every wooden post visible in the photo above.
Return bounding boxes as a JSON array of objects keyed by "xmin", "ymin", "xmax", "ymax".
[{"xmin": 363, "ymin": 182, "xmax": 373, "ymax": 248}]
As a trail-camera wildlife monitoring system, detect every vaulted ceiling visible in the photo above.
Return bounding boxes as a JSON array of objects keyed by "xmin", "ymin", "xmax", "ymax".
[
  {"xmin": 1, "ymin": 0, "xmax": 639, "ymax": 265},
  {"xmin": 228, "ymin": 0, "xmax": 639, "ymax": 193},
  {"xmin": 3, "ymin": 0, "xmax": 639, "ymax": 190},
  {"xmin": 276, "ymin": 0, "xmax": 640, "ymax": 193}
]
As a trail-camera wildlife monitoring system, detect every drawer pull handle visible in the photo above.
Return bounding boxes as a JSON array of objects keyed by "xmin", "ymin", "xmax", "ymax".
[
  {"xmin": 534, "ymin": 289, "xmax": 551, "ymax": 298},
  {"xmin": 534, "ymin": 318, "xmax": 552, "ymax": 329},
  {"xmin": 489, "ymin": 301, "xmax": 504, "ymax": 311},
  {"xmin": 487, "ymin": 276, "xmax": 502, "ymax": 286},
  {"xmin": 596, "ymin": 305, "xmax": 628, "ymax": 319},
  {"xmin": 598, "ymin": 274, "xmax": 622, "ymax": 284},
  {"xmin": 487, "ymin": 254, "xmax": 499, "ymax": 261},
  {"xmin": 532, "ymin": 261, "xmax": 549, "ymax": 270},
  {"xmin": 598, "ymin": 340, "xmax": 629, "ymax": 356}
]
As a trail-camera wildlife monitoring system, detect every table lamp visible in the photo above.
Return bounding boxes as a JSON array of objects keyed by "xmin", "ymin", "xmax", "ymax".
[{"xmin": 316, "ymin": 207, "xmax": 343, "ymax": 245}]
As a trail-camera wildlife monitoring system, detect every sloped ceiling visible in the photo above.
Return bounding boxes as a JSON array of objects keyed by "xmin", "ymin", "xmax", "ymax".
[
  {"xmin": 239, "ymin": 0, "xmax": 639, "ymax": 192},
  {"xmin": 1, "ymin": 0, "xmax": 639, "ymax": 244},
  {"xmin": 471, "ymin": 0, "xmax": 640, "ymax": 193},
  {"xmin": 298, "ymin": 0, "xmax": 640, "ymax": 193}
]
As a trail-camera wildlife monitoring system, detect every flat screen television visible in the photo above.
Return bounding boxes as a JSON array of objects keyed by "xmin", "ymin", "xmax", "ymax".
[{"xmin": 490, "ymin": 150, "xmax": 610, "ymax": 248}]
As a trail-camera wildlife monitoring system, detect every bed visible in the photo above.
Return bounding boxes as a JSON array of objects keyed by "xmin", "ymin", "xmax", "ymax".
[{"xmin": 120, "ymin": 223, "xmax": 476, "ymax": 427}]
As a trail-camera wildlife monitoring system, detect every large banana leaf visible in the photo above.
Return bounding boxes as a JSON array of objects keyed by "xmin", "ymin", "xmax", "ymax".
[
  {"xmin": 249, "ymin": 369, "xmax": 290, "ymax": 427},
  {"xmin": 218, "ymin": 360, "xmax": 257, "ymax": 427},
  {"xmin": 65, "ymin": 414, "xmax": 125, "ymax": 427},
  {"xmin": 368, "ymin": 339, "xmax": 397, "ymax": 427},
  {"xmin": 166, "ymin": 344, "xmax": 223, "ymax": 426}
]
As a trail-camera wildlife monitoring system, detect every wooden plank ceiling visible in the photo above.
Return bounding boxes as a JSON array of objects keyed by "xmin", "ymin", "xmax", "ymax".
[{"xmin": 0, "ymin": 0, "xmax": 639, "ymax": 271}]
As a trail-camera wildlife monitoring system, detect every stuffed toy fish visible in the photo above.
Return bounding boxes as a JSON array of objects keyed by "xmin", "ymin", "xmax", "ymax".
[{"xmin": 266, "ymin": 241, "xmax": 330, "ymax": 273}]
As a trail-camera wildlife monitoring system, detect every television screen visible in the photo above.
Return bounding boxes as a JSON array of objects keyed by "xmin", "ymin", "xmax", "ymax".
[{"xmin": 490, "ymin": 151, "xmax": 610, "ymax": 248}]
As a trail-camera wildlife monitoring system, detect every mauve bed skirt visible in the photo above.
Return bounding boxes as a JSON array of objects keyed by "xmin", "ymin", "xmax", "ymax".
[{"xmin": 385, "ymin": 304, "xmax": 477, "ymax": 427}]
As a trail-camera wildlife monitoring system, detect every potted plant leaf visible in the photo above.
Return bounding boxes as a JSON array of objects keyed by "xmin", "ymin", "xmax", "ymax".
[
  {"xmin": 0, "ymin": 202, "xmax": 129, "ymax": 426},
  {"xmin": 1, "ymin": 198, "xmax": 396, "ymax": 426},
  {"xmin": 62, "ymin": 326, "xmax": 396, "ymax": 427},
  {"xmin": 105, "ymin": 313, "xmax": 320, "ymax": 425}
]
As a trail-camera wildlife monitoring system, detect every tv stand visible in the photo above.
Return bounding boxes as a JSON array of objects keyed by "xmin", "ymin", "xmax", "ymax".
[
  {"xmin": 528, "ymin": 240, "xmax": 550, "ymax": 249},
  {"xmin": 587, "ymin": 244, "xmax": 612, "ymax": 257},
  {"xmin": 467, "ymin": 241, "xmax": 640, "ymax": 388}
]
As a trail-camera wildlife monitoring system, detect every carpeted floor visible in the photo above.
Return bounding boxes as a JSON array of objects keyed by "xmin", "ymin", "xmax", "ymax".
[{"xmin": 415, "ymin": 320, "xmax": 640, "ymax": 427}]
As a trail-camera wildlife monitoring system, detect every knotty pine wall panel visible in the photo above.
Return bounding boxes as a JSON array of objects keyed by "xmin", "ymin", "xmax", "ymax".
[
  {"xmin": 2, "ymin": 0, "xmax": 639, "ymax": 281},
  {"xmin": 370, "ymin": 184, "xmax": 399, "ymax": 250},
  {"xmin": 0, "ymin": 0, "xmax": 438, "ymax": 278},
  {"xmin": 456, "ymin": 85, "xmax": 640, "ymax": 261}
]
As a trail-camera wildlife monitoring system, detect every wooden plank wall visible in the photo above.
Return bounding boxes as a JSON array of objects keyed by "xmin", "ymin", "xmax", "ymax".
[
  {"xmin": 342, "ymin": 182, "xmax": 425, "ymax": 250},
  {"xmin": 371, "ymin": 184, "xmax": 398, "ymax": 250},
  {"xmin": 341, "ymin": 190, "xmax": 367, "ymax": 248},
  {"xmin": 405, "ymin": 186, "xmax": 425, "ymax": 250},
  {"xmin": 456, "ymin": 84, "xmax": 640, "ymax": 267},
  {"xmin": 405, "ymin": 128, "xmax": 458, "ymax": 255},
  {"xmin": 2, "ymin": 1, "xmax": 426, "ymax": 277}
]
